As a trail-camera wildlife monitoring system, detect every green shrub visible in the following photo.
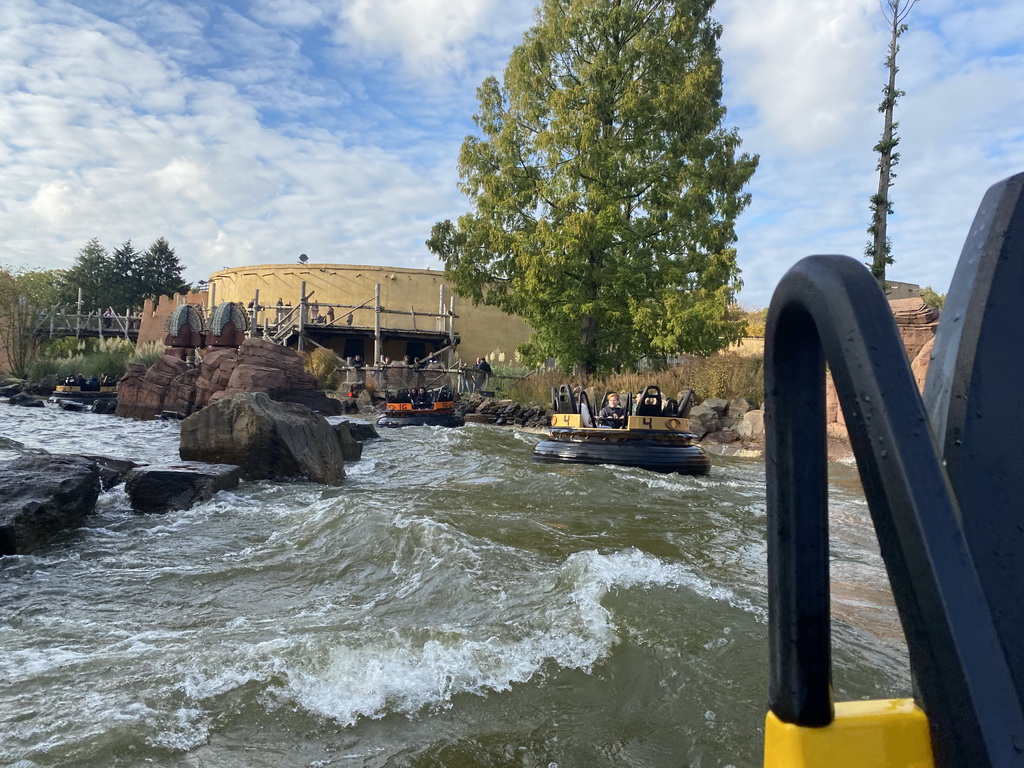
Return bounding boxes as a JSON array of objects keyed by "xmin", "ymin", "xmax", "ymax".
[{"xmin": 305, "ymin": 348, "xmax": 340, "ymax": 390}]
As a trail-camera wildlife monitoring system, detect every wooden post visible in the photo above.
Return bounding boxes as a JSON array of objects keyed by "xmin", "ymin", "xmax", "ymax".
[
  {"xmin": 374, "ymin": 283, "xmax": 382, "ymax": 365},
  {"xmin": 438, "ymin": 284, "xmax": 445, "ymax": 332},
  {"xmin": 298, "ymin": 281, "xmax": 307, "ymax": 352},
  {"xmin": 76, "ymin": 288, "xmax": 82, "ymax": 337},
  {"xmin": 210, "ymin": 281, "xmax": 217, "ymax": 309},
  {"xmin": 448, "ymin": 295, "xmax": 456, "ymax": 365}
]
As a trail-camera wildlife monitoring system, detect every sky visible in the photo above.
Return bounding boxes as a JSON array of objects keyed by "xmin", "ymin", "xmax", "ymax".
[{"xmin": 1, "ymin": 0, "xmax": 1022, "ymax": 309}]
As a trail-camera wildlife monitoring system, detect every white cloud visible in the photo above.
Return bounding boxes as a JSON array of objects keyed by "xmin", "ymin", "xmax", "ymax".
[
  {"xmin": 1, "ymin": 0, "xmax": 1021, "ymax": 314},
  {"xmin": 719, "ymin": 0, "xmax": 878, "ymax": 154},
  {"xmin": 333, "ymin": 0, "xmax": 510, "ymax": 77}
]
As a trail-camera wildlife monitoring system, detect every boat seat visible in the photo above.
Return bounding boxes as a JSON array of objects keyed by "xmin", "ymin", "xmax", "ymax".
[
  {"xmin": 635, "ymin": 385, "xmax": 664, "ymax": 417},
  {"xmin": 552, "ymin": 385, "xmax": 578, "ymax": 414},
  {"xmin": 677, "ymin": 389, "xmax": 695, "ymax": 418}
]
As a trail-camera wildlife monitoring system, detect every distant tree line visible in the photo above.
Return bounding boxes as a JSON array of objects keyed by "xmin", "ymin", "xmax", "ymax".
[
  {"xmin": 1, "ymin": 237, "xmax": 190, "ymax": 377},
  {"xmin": 58, "ymin": 237, "xmax": 190, "ymax": 312}
]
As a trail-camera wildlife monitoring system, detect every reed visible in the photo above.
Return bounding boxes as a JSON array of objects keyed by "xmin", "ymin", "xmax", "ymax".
[
  {"xmin": 27, "ymin": 337, "xmax": 143, "ymax": 382},
  {"xmin": 506, "ymin": 353, "xmax": 764, "ymax": 408}
]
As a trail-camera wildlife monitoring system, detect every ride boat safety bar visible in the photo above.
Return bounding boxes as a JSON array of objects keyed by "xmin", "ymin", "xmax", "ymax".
[{"xmin": 763, "ymin": 172, "xmax": 1024, "ymax": 767}]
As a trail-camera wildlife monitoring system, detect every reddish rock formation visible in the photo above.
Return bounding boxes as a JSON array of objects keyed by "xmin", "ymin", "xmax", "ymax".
[
  {"xmin": 163, "ymin": 368, "xmax": 202, "ymax": 418},
  {"xmin": 889, "ymin": 297, "xmax": 940, "ymax": 364},
  {"xmin": 213, "ymin": 339, "xmax": 340, "ymax": 414},
  {"xmin": 194, "ymin": 348, "xmax": 238, "ymax": 409},
  {"xmin": 117, "ymin": 339, "xmax": 339, "ymax": 420},
  {"xmin": 824, "ymin": 296, "xmax": 938, "ymax": 445},
  {"xmin": 116, "ymin": 356, "xmax": 189, "ymax": 420}
]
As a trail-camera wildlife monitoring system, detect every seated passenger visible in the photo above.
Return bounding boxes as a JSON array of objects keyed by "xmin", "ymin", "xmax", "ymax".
[
  {"xmin": 598, "ymin": 392, "xmax": 626, "ymax": 428},
  {"xmin": 415, "ymin": 387, "xmax": 432, "ymax": 409}
]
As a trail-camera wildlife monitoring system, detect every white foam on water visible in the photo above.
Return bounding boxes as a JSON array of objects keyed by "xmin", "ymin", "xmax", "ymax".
[
  {"xmin": 150, "ymin": 707, "xmax": 210, "ymax": 751},
  {"xmin": 561, "ymin": 547, "xmax": 767, "ymax": 623},
  {"xmin": 272, "ymin": 545, "xmax": 764, "ymax": 728}
]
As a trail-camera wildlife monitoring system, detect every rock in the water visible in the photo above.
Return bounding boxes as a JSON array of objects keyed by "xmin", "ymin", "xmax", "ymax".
[
  {"xmin": 125, "ymin": 462, "xmax": 242, "ymax": 513},
  {"xmin": 91, "ymin": 398, "xmax": 117, "ymax": 415},
  {"xmin": 328, "ymin": 418, "xmax": 379, "ymax": 442},
  {"xmin": 25, "ymin": 375, "xmax": 57, "ymax": 396},
  {"xmin": 8, "ymin": 392, "xmax": 44, "ymax": 407},
  {"xmin": 179, "ymin": 392, "xmax": 345, "ymax": 485},
  {"xmin": 331, "ymin": 421, "xmax": 363, "ymax": 462},
  {"xmin": 55, "ymin": 398, "xmax": 89, "ymax": 412},
  {"xmin": 737, "ymin": 410, "xmax": 765, "ymax": 441},
  {"xmin": 0, "ymin": 455, "xmax": 101, "ymax": 555},
  {"xmin": 686, "ymin": 403, "xmax": 721, "ymax": 439},
  {"xmin": 78, "ymin": 454, "xmax": 141, "ymax": 490}
]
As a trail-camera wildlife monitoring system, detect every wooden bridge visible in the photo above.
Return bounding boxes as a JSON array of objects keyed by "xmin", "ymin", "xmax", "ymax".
[{"xmin": 33, "ymin": 309, "xmax": 142, "ymax": 342}]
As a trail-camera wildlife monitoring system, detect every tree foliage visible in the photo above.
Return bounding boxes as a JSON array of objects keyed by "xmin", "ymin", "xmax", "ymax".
[
  {"xmin": 866, "ymin": 0, "xmax": 918, "ymax": 284},
  {"xmin": 920, "ymin": 285, "xmax": 945, "ymax": 310},
  {"xmin": 427, "ymin": 0, "xmax": 757, "ymax": 374},
  {"xmin": 59, "ymin": 237, "xmax": 189, "ymax": 311},
  {"xmin": 0, "ymin": 266, "xmax": 66, "ymax": 377}
]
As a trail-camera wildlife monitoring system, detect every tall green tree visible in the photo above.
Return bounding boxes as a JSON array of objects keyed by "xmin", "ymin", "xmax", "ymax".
[
  {"xmin": 427, "ymin": 0, "xmax": 757, "ymax": 374},
  {"xmin": 866, "ymin": 0, "xmax": 918, "ymax": 284},
  {"xmin": 0, "ymin": 266, "xmax": 65, "ymax": 377},
  {"xmin": 140, "ymin": 237, "xmax": 189, "ymax": 300},
  {"xmin": 59, "ymin": 238, "xmax": 112, "ymax": 310},
  {"xmin": 59, "ymin": 237, "xmax": 189, "ymax": 311}
]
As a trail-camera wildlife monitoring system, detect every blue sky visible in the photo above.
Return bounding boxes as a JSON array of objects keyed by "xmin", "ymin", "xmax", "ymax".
[{"xmin": 2, "ymin": 0, "xmax": 1022, "ymax": 309}]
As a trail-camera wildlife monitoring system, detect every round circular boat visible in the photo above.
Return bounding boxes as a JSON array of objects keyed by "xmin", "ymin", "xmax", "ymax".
[
  {"xmin": 377, "ymin": 412, "xmax": 465, "ymax": 428},
  {"xmin": 531, "ymin": 384, "xmax": 710, "ymax": 475},
  {"xmin": 534, "ymin": 432, "xmax": 710, "ymax": 474},
  {"xmin": 376, "ymin": 386, "xmax": 464, "ymax": 428}
]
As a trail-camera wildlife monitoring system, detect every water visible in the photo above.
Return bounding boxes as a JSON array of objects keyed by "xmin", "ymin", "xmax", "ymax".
[{"xmin": 0, "ymin": 406, "xmax": 909, "ymax": 767}]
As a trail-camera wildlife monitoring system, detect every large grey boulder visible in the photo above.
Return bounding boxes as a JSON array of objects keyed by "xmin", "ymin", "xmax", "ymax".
[
  {"xmin": 737, "ymin": 410, "xmax": 765, "ymax": 441},
  {"xmin": 179, "ymin": 392, "xmax": 345, "ymax": 485},
  {"xmin": 79, "ymin": 455, "xmax": 141, "ymax": 490},
  {"xmin": 687, "ymin": 403, "xmax": 722, "ymax": 439},
  {"xmin": 8, "ymin": 392, "xmax": 44, "ymax": 407},
  {"xmin": 328, "ymin": 418, "xmax": 379, "ymax": 443},
  {"xmin": 0, "ymin": 455, "xmax": 101, "ymax": 555},
  {"xmin": 331, "ymin": 421, "xmax": 363, "ymax": 462},
  {"xmin": 125, "ymin": 462, "xmax": 242, "ymax": 514}
]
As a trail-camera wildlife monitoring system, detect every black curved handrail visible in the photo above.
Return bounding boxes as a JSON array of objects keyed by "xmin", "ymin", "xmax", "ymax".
[
  {"xmin": 765, "ymin": 254, "xmax": 1024, "ymax": 765},
  {"xmin": 924, "ymin": 173, "xmax": 1024, "ymax": 704}
]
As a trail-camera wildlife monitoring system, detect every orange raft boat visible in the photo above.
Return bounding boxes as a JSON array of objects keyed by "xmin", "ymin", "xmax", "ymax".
[{"xmin": 376, "ymin": 386, "xmax": 465, "ymax": 428}]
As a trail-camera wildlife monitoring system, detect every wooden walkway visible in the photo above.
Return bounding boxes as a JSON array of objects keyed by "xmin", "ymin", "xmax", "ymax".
[{"xmin": 33, "ymin": 310, "xmax": 142, "ymax": 342}]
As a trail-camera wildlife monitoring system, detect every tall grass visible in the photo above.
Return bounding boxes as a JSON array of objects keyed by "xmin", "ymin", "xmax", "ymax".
[
  {"xmin": 24, "ymin": 337, "xmax": 168, "ymax": 382},
  {"xmin": 506, "ymin": 353, "xmax": 764, "ymax": 409},
  {"xmin": 26, "ymin": 337, "xmax": 145, "ymax": 382}
]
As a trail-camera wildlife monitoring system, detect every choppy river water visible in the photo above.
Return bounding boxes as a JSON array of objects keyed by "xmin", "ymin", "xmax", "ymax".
[{"xmin": 1, "ymin": 405, "xmax": 909, "ymax": 768}]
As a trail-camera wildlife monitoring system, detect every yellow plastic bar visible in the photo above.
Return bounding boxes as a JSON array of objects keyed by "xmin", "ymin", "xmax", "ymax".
[{"xmin": 764, "ymin": 699, "xmax": 933, "ymax": 768}]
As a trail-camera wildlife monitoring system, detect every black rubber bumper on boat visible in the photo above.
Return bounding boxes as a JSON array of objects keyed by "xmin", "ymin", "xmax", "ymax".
[
  {"xmin": 377, "ymin": 414, "xmax": 465, "ymax": 428},
  {"xmin": 532, "ymin": 439, "xmax": 711, "ymax": 475}
]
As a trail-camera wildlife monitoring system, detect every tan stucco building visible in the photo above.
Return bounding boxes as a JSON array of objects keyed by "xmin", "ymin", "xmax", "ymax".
[{"xmin": 203, "ymin": 263, "xmax": 532, "ymax": 367}]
